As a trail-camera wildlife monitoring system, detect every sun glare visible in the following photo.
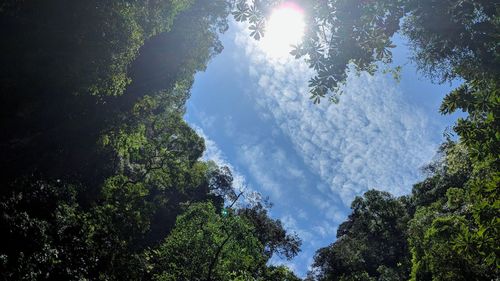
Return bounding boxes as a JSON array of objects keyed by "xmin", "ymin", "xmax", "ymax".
[{"xmin": 260, "ymin": 2, "xmax": 305, "ymax": 59}]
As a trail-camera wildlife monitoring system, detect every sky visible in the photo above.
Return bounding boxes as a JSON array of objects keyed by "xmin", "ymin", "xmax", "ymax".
[{"xmin": 184, "ymin": 16, "xmax": 462, "ymax": 277}]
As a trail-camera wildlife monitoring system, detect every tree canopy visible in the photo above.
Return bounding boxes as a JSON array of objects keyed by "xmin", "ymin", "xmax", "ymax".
[
  {"xmin": 235, "ymin": 0, "xmax": 499, "ymax": 103},
  {"xmin": 0, "ymin": 0, "xmax": 498, "ymax": 280},
  {"xmin": 0, "ymin": 1, "xmax": 301, "ymax": 280}
]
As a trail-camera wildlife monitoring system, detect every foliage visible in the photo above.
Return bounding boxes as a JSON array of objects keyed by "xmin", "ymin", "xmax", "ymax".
[
  {"xmin": 151, "ymin": 202, "xmax": 265, "ymax": 281},
  {"xmin": 234, "ymin": 0, "xmax": 499, "ymax": 103},
  {"xmin": 407, "ymin": 140, "xmax": 499, "ymax": 280},
  {"xmin": 238, "ymin": 203, "xmax": 302, "ymax": 260},
  {"xmin": 261, "ymin": 266, "xmax": 303, "ymax": 281},
  {"xmin": 310, "ymin": 139, "xmax": 498, "ymax": 281},
  {"xmin": 0, "ymin": 0, "xmax": 300, "ymax": 280},
  {"xmin": 150, "ymin": 198, "xmax": 302, "ymax": 281},
  {"xmin": 0, "ymin": 0, "xmax": 230, "ymax": 189},
  {"xmin": 245, "ymin": 0, "xmax": 500, "ymax": 279},
  {"xmin": 1, "ymin": 0, "xmax": 498, "ymax": 280},
  {"xmin": 310, "ymin": 190, "xmax": 411, "ymax": 281}
]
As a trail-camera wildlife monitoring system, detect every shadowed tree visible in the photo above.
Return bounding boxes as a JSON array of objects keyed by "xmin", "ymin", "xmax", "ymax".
[{"xmin": 309, "ymin": 190, "xmax": 411, "ymax": 281}]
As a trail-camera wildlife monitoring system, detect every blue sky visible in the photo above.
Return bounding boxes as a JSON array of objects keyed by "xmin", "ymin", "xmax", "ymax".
[{"xmin": 184, "ymin": 20, "xmax": 461, "ymax": 276}]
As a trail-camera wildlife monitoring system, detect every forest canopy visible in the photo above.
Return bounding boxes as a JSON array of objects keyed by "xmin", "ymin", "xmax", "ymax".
[{"xmin": 0, "ymin": 0, "xmax": 498, "ymax": 280}]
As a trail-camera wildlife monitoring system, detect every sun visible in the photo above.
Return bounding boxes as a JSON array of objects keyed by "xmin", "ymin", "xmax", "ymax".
[{"xmin": 260, "ymin": 2, "xmax": 305, "ymax": 59}]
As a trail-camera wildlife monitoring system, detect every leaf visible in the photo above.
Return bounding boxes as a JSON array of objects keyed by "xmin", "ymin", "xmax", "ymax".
[
  {"xmin": 232, "ymin": 2, "xmax": 249, "ymax": 22},
  {"xmin": 249, "ymin": 21, "xmax": 265, "ymax": 41}
]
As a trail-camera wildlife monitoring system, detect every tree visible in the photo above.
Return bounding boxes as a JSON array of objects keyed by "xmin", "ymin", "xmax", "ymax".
[
  {"xmin": 309, "ymin": 190, "xmax": 411, "ymax": 281},
  {"xmin": 234, "ymin": 0, "xmax": 499, "ymax": 103},
  {"xmin": 237, "ymin": 1, "xmax": 498, "ymax": 279},
  {"xmin": 1, "ymin": 1, "xmax": 301, "ymax": 280},
  {"xmin": 261, "ymin": 265, "xmax": 302, "ymax": 281},
  {"xmin": 150, "ymin": 198, "xmax": 302, "ymax": 281},
  {"xmin": 238, "ymin": 203, "xmax": 302, "ymax": 261},
  {"xmin": 407, "ymin": 141, "xmax": 499, "ymax": 280},
  {"xmin": 0, "ymin": 0, "xmax": 231, "ymax": 191},
  {"xmin": 151, "ymin": 202, "xmax": 265, "ymax": 281}
]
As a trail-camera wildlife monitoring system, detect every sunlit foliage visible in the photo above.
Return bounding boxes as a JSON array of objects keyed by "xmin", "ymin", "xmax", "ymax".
[
  {"xmin": 0, "ymin": 0, "xmax": 498, "ymax": 280},
  {"xmin": 0, "ymin": 0, "xmax": 301, "ymax": 280},
  {"xmin": 235, "ymin": 0, "xmax": 499, "ymax": 104}
]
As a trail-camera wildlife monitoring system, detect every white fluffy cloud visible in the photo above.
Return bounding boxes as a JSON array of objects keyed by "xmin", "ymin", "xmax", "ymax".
[
  {"xmin": 238, "ymin": 144, "xmax": 285, "ymax": 199},
  {"xmin": 234, "ymin": 23, "xmax": 439, "ymax": 206},
  {"xmin": 188, "ymin": 21, "xmax": 447, "ymax": 276},
  {"xmin": 192, "ymin": 125, "xmax": 248, "ymax": 192}
]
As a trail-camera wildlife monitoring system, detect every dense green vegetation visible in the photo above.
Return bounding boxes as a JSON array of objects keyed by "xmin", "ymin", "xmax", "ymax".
[
  {"xmin": 236, "ymin": 0, "xmax": 498, "ymax": 279},
  {"xmin": 0, "ymin": 1, "xmax": 300, "ymax": 280},
  {"xmin": 308, "ymin": 140, "xmax": 499, "ymax": 280},
  {"xmin": 1, "ymin": 0, "xmax": 498, "ymax": 280}
]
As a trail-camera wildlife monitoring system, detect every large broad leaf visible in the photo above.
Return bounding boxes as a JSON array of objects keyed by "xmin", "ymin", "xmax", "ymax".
[
  {"xmin": 249, "ymin": 21, "xmax": 265, "ymax": 41},
  {"xmin": 232, "ymin": 2, "xmax": 249, "ymax": 22}
]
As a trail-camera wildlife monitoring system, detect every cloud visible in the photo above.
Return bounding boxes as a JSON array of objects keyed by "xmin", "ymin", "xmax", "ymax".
[
  {"xmin": 238, "ymin": 144, "xmax": 284, "ymax": 199},
  {"xmin": 281, "ymin": 214, "xmax": 314, "ymax": 242},
  {"xmin": 192, "ymin": 125, "xmax": 247, "ymax": 192},
  {"xmin": 237, "ymin": 142, "xmax": 308, "ymax": 202},
  {"xmin": 234, "ymin": 23, "xmax": 440, "ymax": 206},
  {"xmin": 188, "ymin": 20, "xmax": 447, "ymax": 276}
]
